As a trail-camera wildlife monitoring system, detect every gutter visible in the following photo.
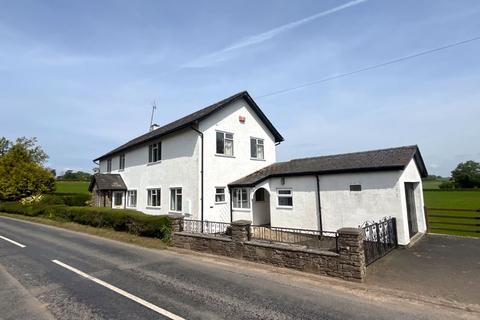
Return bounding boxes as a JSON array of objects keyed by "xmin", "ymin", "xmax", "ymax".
[{"xmin": 190, "ymin": 125, "xmax": 204, "ymax": 232}]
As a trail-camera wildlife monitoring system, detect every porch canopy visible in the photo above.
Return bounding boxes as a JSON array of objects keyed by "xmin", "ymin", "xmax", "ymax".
[{"xmin": 88, "ymin": 173, "xmax": 127, "ymax": 192}]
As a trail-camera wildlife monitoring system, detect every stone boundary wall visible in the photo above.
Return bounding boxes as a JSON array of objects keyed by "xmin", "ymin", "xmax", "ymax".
[{"xmin": 170, "ymin": 218, "xmax": 366, "ymax": 282}]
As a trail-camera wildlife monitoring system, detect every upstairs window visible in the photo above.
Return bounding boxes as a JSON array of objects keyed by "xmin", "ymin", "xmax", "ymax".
[
  {"xmin": 250, "ymin": 138, "xmax": 264, "ymax": 160},
  {"xmin": 216, "ymin": 131, "xmax": 234, "ymax": 156},
  {"xmin": 148, "ymin": 142, "xmax": 162, "ymax": 163},
  {"xmin": 170, "ymin": 188, "xmax": 182, "ymax": 212},
  {"xmin": 215, "ymin": 187, "xmax": 226, "ymax": 203},
  {"xmin": 277, "ymin": 189, "xmax": 293, "ymax": 207},
  {"xmin": 119, "ymin": 154, "xmax": 125, "ymax": 170},
  {"xmin": 106, "ymin": 159, "xmax": 112, "ymax": 172},
  {"xmin": 127, "ymin": 190, "xmax": 137, "ymax": 207},
  {"xmin": 232, "ymin": 188, "xmax": 250, "ymax": 209},
  {"xmin": 147, "ymin": 188, "xmax": 161, "ymax": 207}
]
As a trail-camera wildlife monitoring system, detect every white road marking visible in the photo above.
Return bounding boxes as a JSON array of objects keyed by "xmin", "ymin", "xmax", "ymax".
[
  {"xmin": 0, "ymin": 235, "xmax": 26, "ymax": 248},
  {"xmin": 51, "ymin": 259, "xmax": 184, "ymax": 320}
]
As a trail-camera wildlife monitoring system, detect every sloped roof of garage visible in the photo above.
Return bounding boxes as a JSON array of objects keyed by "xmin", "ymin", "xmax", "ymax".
[
  {"xmin": 229, "ymin": 145, "xmax": 428, "ymax": 187},
  {"xmin": 94, "ymin": 91, "xmax": 284, "ymax": 161},
  {"xmin": 88, "ymin": 173, "xmax": 127, "ymax": 191}
]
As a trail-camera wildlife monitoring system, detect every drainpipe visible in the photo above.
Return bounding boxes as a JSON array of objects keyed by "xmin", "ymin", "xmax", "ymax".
[
  {"xmin": 316, "ymin": 175, "xmax": 323, "ymax": 234},
  {"xmin": 229, "ymin": 186, "xmax": 233, "ymax": 222},
  {"xmin": 190, "ymin": 125, "xmax": 204, "ymax": 232}
]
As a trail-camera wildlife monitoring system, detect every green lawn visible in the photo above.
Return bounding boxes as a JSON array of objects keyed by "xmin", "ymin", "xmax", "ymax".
[
  {"xmin": 423, "ymin": 190, "xmax": 480, "ymax": 238},
  {"xmin": 55, "ymin": 180, "xmax": 90, "ymax": 194}
]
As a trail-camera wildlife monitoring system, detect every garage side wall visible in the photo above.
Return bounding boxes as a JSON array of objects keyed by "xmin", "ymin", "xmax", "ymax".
[{"xmin": 398, "ymin": 159, "xmax": 427, "ymax": 239}]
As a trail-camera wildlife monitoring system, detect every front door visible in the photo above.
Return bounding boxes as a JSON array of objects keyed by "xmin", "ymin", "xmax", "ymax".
[{"xmin": 404, "ymin": 183, "xmax": 418, "ymax": 238}]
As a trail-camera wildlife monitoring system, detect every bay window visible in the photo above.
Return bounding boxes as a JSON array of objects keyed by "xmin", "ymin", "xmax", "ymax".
[{"xmin": 232, "ymin": 188, "xmax": 250, "ymax": 209}]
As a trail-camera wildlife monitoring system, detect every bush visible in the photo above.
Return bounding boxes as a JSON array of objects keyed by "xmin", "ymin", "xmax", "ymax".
[
  {"xmin": 439, "ymin": 180, "xmax": 455, "ymax": 190},
  {"xmin": 39, "ymin": 193, "xmax": 91, "ymax": 206},
  {"xmin": 0, "ymin": 202, "xmax": 172, "ymax": 242}
]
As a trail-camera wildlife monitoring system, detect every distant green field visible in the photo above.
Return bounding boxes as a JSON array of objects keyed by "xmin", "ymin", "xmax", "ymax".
[
  {"xmin": 55, "ymin": 181, "xmax": 90, "ymax": 195},
  {"xmin": 422, "ymin": 179, "xmax": 448, "ymax": 189},
  {"xmin": 423, "ymin": 190, "xmax": 480, "ymax": 209}
]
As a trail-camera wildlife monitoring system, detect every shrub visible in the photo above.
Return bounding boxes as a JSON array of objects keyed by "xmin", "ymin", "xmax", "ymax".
[
  {"xmin": 439, "ymin": 180, "xmax": 455, "ymax": 190},
  {"xmin": 39, "ymin": 193, "xmax": 91, "ymax": 206},
  {"xmin": 0, "ymin": 202, "xmax": 172, "ymax": 242}
]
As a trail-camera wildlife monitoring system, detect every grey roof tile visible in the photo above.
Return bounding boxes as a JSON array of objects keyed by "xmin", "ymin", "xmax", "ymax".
[
  {"xmin": 88, "ymin": 173, "xmax": 127, "ymax": 191},
  {"xmin": 229, "ymin": 145, "xmax": 427, "ymax": 187}
]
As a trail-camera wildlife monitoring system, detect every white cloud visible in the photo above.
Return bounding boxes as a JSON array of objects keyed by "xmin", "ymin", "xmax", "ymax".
[{"xmin": 182, "ymin": 0, "xmax": 368, "ymax": 68}]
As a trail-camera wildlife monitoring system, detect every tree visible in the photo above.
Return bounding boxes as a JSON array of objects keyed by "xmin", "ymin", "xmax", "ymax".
[
  {"xmin": 58, "ymin": 170, "xmax": 92, "ymax": 181},
  {"xmin": 0, "ymin": 136, "xmax": 48, "ymax": 164},
  {"xmin": 0, "ymin": 137, "xmax": 11, "ymax": 156},
  {"xmin": 0, "ymin": 143, "xmax": 55, "ymax": 200},
  {"xmin": 451, "ymin": 160, "xmax": 480, "ymax": 188}
]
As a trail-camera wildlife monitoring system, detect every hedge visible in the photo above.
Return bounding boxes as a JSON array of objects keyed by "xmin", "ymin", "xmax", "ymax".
[
  {"xmin": 0, "ymin": 202, "xmax": 171, "ymax": 242},
  {"xmin": 41, "ymin": 193, "xmax": 91, "ymax": 206}
]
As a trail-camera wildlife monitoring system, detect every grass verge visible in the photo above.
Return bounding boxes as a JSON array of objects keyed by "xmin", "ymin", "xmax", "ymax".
[{"xmin": 0, "ymin": 212, "xmax": 168, "ymax": 250}]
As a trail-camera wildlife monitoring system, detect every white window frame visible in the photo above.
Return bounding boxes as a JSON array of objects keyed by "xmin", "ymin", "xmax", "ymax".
[
  {"xmin": 216, "ymin": 131, "xmax": 234, "ymax": 156},
  {"xmin": 215, "ymin": 187, "xmax": 226, "ymax": 204},
  {"xmin": 106, "ymin": 159, "xmax": 112, "ymax": 172},
  {"xmin": 232, "ymin": 187, "xmax": 250, "ymax": 209},
  {"xmin": 277, "ymin": 188, "xmax": 293, "ymax": 208},
  {"xmin": 147, "ymin": 188, "xmax": 161, "ymax": 207},
  {"xmin": 148, "ymin": 142, "xmax": 162, "ymax": 163},
  {"xmin": 170, "ymin": 187, "xmax": 182, "ymax": 212},
  {"xmin": 250, "ymin": 137, "xmax": 265, "ymax": 160},
  {"xmin": 119, "ymin": 154, "xmax": 126, "ymax": 170},
  {"xmin": 113, "ymin": 191, "xmax": 124, "ymax": 208},
  {"xmin": 127, "ymin": 190, "xmax": 137, "ymax": 208}
]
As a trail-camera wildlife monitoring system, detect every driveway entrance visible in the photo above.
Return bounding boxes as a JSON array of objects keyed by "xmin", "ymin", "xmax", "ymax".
[{"xmin": 366, "ymin": 234, "xmax": 480, "ymax": 305}]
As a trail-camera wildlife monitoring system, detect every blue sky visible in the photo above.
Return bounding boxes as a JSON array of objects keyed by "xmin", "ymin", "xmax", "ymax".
[{"xmin": 1, "ymin": 0, "xmax": 479, "ymax": 176}]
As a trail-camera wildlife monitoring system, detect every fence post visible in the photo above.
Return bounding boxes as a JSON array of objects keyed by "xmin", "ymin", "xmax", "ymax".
[
  {"xmin": 169, "ymin": 214, "xmax": 184, "ymax": 233},
  {"xmin": 392, "ymin": 217, "xmax": 398, "ymax": 247},
  {"xmin": 231, "ymin": 220, "xmax": 251, "ymax": 242},
  {"xmin": 337, "ymin": 228, "xmax": 366, "ymax": 282}
]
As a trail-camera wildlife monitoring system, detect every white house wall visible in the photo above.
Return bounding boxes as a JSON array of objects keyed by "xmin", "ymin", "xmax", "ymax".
[
  {"xmin": 256, "ymin": 167, "xmax": 425, "ymax": 245},
  {"xmin": 99, "ymin": 128, "xmax": 200, "ymax": 216},
  {"xmin": 398, "ymin": 159, "xmax": 427, "ymax": 241},
  {"xmin": 200, "ymin": 98, "xmax": 277, "ymax": 222},
  {"xmin": 267, "ymin": 177, "xmax": 320, "ymax": 230}
]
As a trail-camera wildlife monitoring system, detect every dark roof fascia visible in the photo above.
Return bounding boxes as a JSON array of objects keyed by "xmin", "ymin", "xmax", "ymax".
[
  {"xmin": 412, "ymin": 147, "xmax": 428, "ymax": 178},
  {"xmin": 94, "ymin": 91, "xmax": 284, "ymax": 162},
  {"xmin": 228, "ymin": 165, "xmax": 406, "ymax": 188}
]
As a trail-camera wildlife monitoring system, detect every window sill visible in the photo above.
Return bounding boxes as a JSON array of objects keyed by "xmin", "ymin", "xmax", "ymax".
[
  {"xmin": 215, "ymin": 202, "xmax": 227, "ymax": 205},
  {"xmin": 232, "ymin": 208, "xmax": 251, "ymax": 212},
  {"xmin": 146, "ymin": 206, "xmax": 162, "ymax": 210},
  {"xmin": 169, "ymin": 211, "xmax": 182, "ymax": 214},
  {"xmin": 147, "ymin": 161, "xmax": 162, "ymax": 166},
  {"xmin": 215, "ymin": 154, "xmax": 235, "ymax": 158},
  {"xmin": 250, "ymin": 158, "xmax": 266, "ymax": 161},
  {"xmin": 277, "ymin": 206, "xmax": 293, "ymax": 210}
]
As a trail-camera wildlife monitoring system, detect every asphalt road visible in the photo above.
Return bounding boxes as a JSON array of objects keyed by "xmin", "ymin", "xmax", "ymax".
[{"xmin": 0, "ymin": 216, "xmax": 475, "ymax": 320}]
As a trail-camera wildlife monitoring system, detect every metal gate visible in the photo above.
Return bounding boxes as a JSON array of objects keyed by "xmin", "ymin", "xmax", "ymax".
[{"xmin": 361, "ymin": 217, "xmax": 398, "ymax": 266}]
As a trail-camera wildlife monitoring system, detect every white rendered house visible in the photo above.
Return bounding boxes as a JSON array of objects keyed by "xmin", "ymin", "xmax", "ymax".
[{"xmin": 90, "ymin": 91, "xmax": 428, "ymax": 245}]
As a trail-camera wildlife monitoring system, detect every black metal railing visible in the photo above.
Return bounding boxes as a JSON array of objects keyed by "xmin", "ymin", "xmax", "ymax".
[
  {"xmin": 183, "ymin": 219, "xmax": 231, "ymax": 238},
  {"xmin": 249, "ymin": 225, "xmax": 338, "ymax": 251},
  {"xmin": 361, "ymin": 217, "xmax": 398, "ymax": 266}
]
